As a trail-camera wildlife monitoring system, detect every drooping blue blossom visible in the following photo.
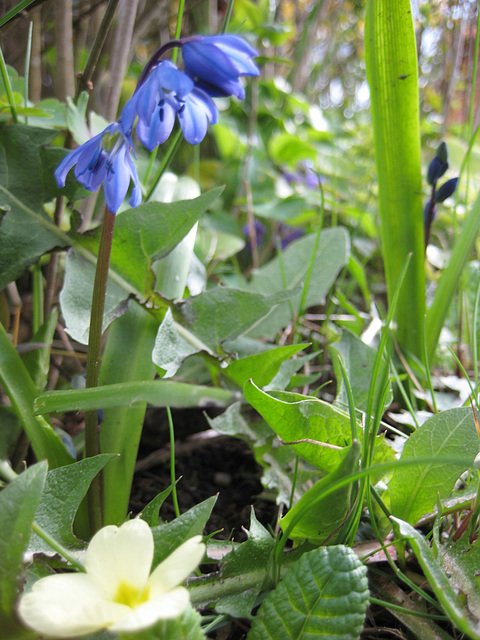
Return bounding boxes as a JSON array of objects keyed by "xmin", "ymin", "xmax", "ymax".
[
  {"xmin": 435, "ymin": 177, "xmax": 458, "ymax": 203},
  {"xmin": 180, "ymin": 35, "xmax": 260, "ymax": 99},
  {"xmin": 55, "ymin": 123, "xmax": 141, "ymax": 214},
  {"xmin": 121, "ymin": 60, "xmax": 218, "ymax": 149}
]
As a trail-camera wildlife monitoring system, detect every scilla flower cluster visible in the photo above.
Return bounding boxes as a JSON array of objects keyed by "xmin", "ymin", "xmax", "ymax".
[{"xmin": 56, "ymin": 35, "xmax": 259, "ymax": 213}]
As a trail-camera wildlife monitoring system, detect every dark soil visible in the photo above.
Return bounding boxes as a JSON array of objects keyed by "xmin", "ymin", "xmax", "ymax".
[{"xmin": 130, "ymin": 407, "xmax": 278, "ymax": 542}]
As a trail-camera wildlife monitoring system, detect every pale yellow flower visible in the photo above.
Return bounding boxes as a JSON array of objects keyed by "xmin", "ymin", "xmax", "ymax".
[{"xmin": 18, "ymin": 519, "xmax": 205, "ymax": 638}]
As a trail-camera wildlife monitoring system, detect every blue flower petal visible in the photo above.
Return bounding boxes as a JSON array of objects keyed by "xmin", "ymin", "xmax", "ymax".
[
  {"xmin": 206, "ymin": 35, "xmax": 260, "ymax": 76},
  {"xmin": 126, "ymin": 152, "xmax": 142, "ymax": 208},
  {"xmin": 181, "ymin": 35, "xmax": 259, "ymax": 98},
  {"xmin": 54, "ymin": 133, "xmax": 102, "ymax": 187},
  {"xmin": 136, "ymin": 98, "xmax": 176, "ymax": 151},
  {"xmin": 103, "ymin": 145, "xmax": 131, "ymax": 213},
  {"xmin": 54, "ymin": 123, "xmax": 140, "ymax": 214},
  {"xmin": 177, "ymin": 87, "xmax": 218, "ymax": 145}
]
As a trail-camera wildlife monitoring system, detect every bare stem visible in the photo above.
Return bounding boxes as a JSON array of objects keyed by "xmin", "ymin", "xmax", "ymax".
[{"xmin": 84, "ymin": 207, "xmax": 116, "ymax": 534}]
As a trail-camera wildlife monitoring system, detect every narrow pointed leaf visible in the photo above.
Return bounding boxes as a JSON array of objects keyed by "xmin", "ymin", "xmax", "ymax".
[{"xmin": 365, "ymin": 0, "xmax": 425, "ymax": 359}]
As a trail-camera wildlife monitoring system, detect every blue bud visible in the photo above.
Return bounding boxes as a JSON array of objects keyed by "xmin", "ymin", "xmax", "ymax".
[
  {"xmin": 427, "ymin": 155, "xmax": 448, "ymax": 186},
  {"xmin": 437, "ymin": 141, "xmax": 448, "ymax": 164},
  {"xmin": 435, "ymin": 177, "xmax": 458, "ymax": 203}
]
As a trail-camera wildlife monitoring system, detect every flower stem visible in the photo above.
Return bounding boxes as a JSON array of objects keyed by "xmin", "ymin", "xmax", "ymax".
[
  {"xmin": 171, "ymin": 0, "xmax": 185, "ymax": 64},
  {"xmin": 31, "ymin": 522, "xmax": 85, "ymax": 572},
  {"xmin": 166, "ymin": 407, "xmax": 180, "ymax": 518},
  {"xmin": 84, "ymin": 207, "xmax": 116, "ymax": 534},
  {"xmin": 145, "ymin": 129, "xmax": 183, "ymax": 201}
]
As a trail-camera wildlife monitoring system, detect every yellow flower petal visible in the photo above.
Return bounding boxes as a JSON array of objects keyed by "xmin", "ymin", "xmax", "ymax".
[
  {"xmin": 86, "ymin": 519, "xmax": 154, "ymax": 599},
  {"xmin": 148, "ymin": 535, "xmax": 205, "ymax": 596},
  {"xmin": 108, "ymin": 587, "xmax": 190, "ymax": 632},
  {"xmin": 17, "ymin": 573, "xmax": 128, "ymax": 638}
]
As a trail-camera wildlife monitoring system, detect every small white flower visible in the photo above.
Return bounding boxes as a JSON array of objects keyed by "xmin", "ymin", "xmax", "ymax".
[{"xmin": 18, "ymin": 519, "xmax": 205, "ymax": 638}]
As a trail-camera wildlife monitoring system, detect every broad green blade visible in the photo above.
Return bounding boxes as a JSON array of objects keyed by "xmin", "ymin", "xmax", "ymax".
[{"xmin": 365, "ymin": 0, "xmax": 425, "ymax": 361}]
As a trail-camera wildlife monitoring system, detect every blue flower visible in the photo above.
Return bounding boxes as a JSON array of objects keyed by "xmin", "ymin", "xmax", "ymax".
[
  {"xmin": 435, "ymin": 177, "xmax": 458, "ymax": 203},
  {"xmin": 55, "ymin": 123, "xmax": 141, "ymax": 214},
  {"xmin": 181, "ymin": 35, "xmax": 259, "ymax": 99},
  {"xmin": 121, "ymin": 60, "xmax": 218, "ymax": 149}
]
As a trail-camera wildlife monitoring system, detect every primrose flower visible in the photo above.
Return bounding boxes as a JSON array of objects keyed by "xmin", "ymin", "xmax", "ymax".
[
  {"xmin": 122, "ymin": 60, "xmax": 218, "ymax": 148},
  {"xmin": 181, "ymin": 34, "xmax": 260, "ymax": 98},
  {"xmin": 55, "ymin": 122, "xmax": 141, "ymax": 214},
  {"xmin": 18, "ymin": 519, "xmax": 205, "ymax": 638}
]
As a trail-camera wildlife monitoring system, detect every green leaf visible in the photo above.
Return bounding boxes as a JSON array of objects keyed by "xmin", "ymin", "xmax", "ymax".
[
  {"xmin": 215, "ymin": 510, "xmax": 274, "ymax": 618},
  {"xmin": 34, "ymin": 380, "xmax": 235, "ymax": 414},
  {"xmin": 426, "ymin": 191, "xmax": 480, "ymax": 361},
  {"xmin": 280, "ymin": 440, "xmax": 361, "ymax": 544},
  {"xmin": 140, "ymin": 484, "xmax": 177, "ymax": 527},
  {"xmin": 392, "ymin": 517, "xmax": 480, "ymax": 639},
  {"xmin": 173, "ymin": 287, "xmax": 298, "ymax": 351},
  {"xmin": 152, "ymin": 308, "xmax": 199, "ymax": 378},
  {"xmin": 0, "ymin": 124, "xmax": 71, "ymax": 289},
  {"xmin": 388, "ymin": 408, "xmax": 480, "ymax": 525},
  {"xmin": 244, "ymin": 380, "xmax": 351, "ymax": 474},
  {"xmin": 223, "ymin": 344, "xmax": 309, "ymax": 388},
  {"xmin": 268, "ymin": 132, "xmax": 316, "ymax": 166},
  {"xmin": 0, "ymin": 407, "xmax": 21, "ymax": 460},
  {"xmin": 0, "ymin": 462, "xmax": 47, "ymax": 624},
  {"xmin": 440, "ymin": 534, "xmax": 480, "ymax": 620},
  {"xmin": 151, "ymin": 496, "xmax": 216, "ymax": 567},
  {"xmin": 0, "ymin": 321, "xmax": 74, "ymax": 468},
  {"xmin": 330, "ymin": 330, "xmax": 392, "ymax": 413},
  {"xmin": 60, "ymin": 187, "xmax": 224, "ymax": 343},
  {"xmin": 75, "ymin": 187, "xmax": 223, "ymax": 298},
  {"xmin": 99, "ymin": 303, "xmax": 158, "ymax": 526},
  {"xmin": 28, "ymin": 455, "xmax": 115, "ymax": 552},
  {"xmin": 365, "ymin": 0, "xmax": 425, "ymax": 360},
  {"xmin": 248, "ymin": 545, "xmax": 369, "ymax": 640},
  {"xmin": 247, "ymin": 228, "xmax": 350, "ymax": 339},
  {"xmin": 60, "ymin": 250, "xmax": 130, "ymax": 345},
  {"xmin": 22, "ymin": 309, "xmax": 59, "ymax": 393},
  {"xmin": 123, "ymin": 604, "xmax": 205, "ymax": 640}
]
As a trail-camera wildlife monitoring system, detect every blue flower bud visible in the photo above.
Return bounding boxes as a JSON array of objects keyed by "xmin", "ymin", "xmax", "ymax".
[
  {"xmin": 437, "ymin": 141, "xmax": 448, "ymax": 164},
  {"xmin": 427, "ymin": 155, "xmax": 448, "ymax": 186},
  {"xmin": 435, "ymin": 177, "xmax": 458, "ymax": 203}
]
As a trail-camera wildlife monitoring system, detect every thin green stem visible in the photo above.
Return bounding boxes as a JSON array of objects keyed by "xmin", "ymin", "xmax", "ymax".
[
  {"xmin": 171, "ymin": 0, "xmax": 185, "ymax": 64},
  {"xmin": 0, "ymin": 0, "xmax": 37, "ymax": 28},
  {"xmin": 24, "ymin": 21, "xmax": 33, "ymax": 123},
  {"xmin": 31, "ymin": 522, "xmax": 85, "ymax": 572},
  {"xmin": 368, "ymin": 597, "xmax": 447, "ymax": 621},
  {"xmin": 166, "ymin": 407, "xmax": 180, "ymax": 518},
  {"xmin": 145, "ymin": 129, "xmax": 182, "ymax": 201},
  {"xmin": 0, "ymin": 43, "xmax": 17, "ymax": 123},
  {"xmin": 221, "ymin": 0, "xmax": 235, "ymax": 33},
  {"xmin": 295, "ymin": 178, "xmax": 324, "ymax": 328},
  {"xmin": 84, "ymin": 207, "xmax": 116, "ymax": 534}
]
